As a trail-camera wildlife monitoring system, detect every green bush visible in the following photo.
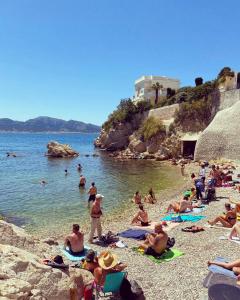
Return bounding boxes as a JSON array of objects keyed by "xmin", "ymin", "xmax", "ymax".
[
  {"xmin": 102, "ymin": 99, "xmax": 151, "ymax": 132},
  {"xmin": 140, "ymin": 116, "xmax": 165, "ymax": 141}
]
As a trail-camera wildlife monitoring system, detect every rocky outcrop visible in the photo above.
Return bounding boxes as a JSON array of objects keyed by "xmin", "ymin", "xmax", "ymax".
[
  {"xmin": 0, "ymin": 220, "xmax": 94, "ymax": 299},
  {"xmin": 194, "ymin": 101, "xmax": 240, "ymax": 161},
  {"xmin": 46, "ymin": 141, "xmax": 79, "ymax": 158}
]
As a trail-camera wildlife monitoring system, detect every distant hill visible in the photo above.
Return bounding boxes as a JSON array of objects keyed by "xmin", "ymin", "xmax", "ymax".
[{"xmin": 0, "ymin": 117, "xmax": 100, "ymax": 133}]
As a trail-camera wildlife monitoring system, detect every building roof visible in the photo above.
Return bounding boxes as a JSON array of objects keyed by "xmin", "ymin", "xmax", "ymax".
[{"xmin": 180, "ymin": 132, "xmax": 201, "ymax": 141}]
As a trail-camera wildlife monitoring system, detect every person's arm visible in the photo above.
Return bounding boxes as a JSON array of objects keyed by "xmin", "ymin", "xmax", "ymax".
[{"xmin": 64, "ymin": 235, "xmax": 70, "ymax": 248}]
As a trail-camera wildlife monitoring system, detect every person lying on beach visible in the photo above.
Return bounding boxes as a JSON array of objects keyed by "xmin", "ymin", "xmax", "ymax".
[
  {"xmin": 208, "ymin": 259, "xmax": 240, "ymax": 277},
  {"xmin": 82, "ymin": 249, "xmax": 99, "ymax": 273},
  {"xmin": 132, "ymin": 191, "xmax": 142, "ymax": 204},
  {"xmin": 139, "ymin": 223, "xmax": 168, "ymax": 256},
  {"xmin": 166, "ymin": 195, "xmax": 193, "ymax": 213},
  {"xmin": 64, "ymin": 224, "xmax": 84, "ymax": 256},
  {"xmin": 94, "ymin": 251, "xmax": 127, "ymax": 286},
  {"xmin": 208, "ymin": 203, "xmax": 236, "ymax": 228},
  {"xmin": 79, "ymin": 175, "xmax": 86, "ymax": 188},
  {"xmin": 131, "ymin": 204, "xmax": 149, "ymax": 226},
  {"xmin": 144, "ymin": 188, "xmax": 156, "ymax": 204}
]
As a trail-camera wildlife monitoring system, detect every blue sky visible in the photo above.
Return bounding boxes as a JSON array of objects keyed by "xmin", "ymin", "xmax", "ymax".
[{"xmin": 0, "ymin": 0, "xmax": 240, "ymax": 125}]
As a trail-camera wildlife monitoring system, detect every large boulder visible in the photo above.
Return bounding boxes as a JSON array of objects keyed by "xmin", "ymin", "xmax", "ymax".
[
  {"xmin": 46, "ymin": 141, "xmax": 79, "ymax": 158},
  {"xmin": 128, "ymin": 139, "xmax": 146, "ymax": 153},
  {"xmin": 195, "ymin": 101, "xmax": 240, "ymax": 161}
]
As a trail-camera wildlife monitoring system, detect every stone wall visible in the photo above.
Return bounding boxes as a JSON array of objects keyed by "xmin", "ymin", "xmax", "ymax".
[
  {"xmin": 219, "ymin": 89, "xmax": 240, "ymax": 111},
  {"xmin": 147, "ymin": 103, "xmax": 179, "ymax": 121}
]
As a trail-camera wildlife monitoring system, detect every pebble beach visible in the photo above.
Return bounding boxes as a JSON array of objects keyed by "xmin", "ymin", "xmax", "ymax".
[{"xmin": 54, "ymin": 162, "xmax": 240, "ymax": 300}]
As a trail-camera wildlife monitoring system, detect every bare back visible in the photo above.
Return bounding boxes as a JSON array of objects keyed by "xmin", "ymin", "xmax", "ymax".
[
  {"xmin": 67, "ymin": 232, "xmax": 84, "ymax": 252},
  {"xmin": 152, "ymin": 232, "xmax": 168, "ymax": 254}
]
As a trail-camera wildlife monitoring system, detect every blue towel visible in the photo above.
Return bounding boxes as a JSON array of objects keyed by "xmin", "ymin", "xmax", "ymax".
[
  {"xmin": 161, "ymin": 214, "xmax": 206, "ymax": 223},
  {"xmin": 118, "ymin": 229, "xmax": 150, "ymax": 240},
  {"xmin": 208, "ymin": 257, "xmax": 237, "ymax": 279},
  {"xmin": 60, "ymin": 246, "xmax": 90, "ymax": 261}
]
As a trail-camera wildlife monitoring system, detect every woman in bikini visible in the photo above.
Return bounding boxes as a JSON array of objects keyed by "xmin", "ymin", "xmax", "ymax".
[
  {"xmin": 131, "ymin": 204, "xmax": 150, "ymax": 226},
  {"xmin": 208, "ymin": 203, "xmax": 236, "ymax": 228},
  {"xmin": 132, "ymin": 191, "xmax": 142, "ymax": 204}
]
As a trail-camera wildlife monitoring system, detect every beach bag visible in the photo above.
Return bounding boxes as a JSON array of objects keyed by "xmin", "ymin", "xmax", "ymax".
[
  {"xmin": 120, "ymin": 278, "xmax": 145, "ymax": 300},
  {"xmin": 101, "ymin": 231, "xmax": 119, "ymax": 245}
]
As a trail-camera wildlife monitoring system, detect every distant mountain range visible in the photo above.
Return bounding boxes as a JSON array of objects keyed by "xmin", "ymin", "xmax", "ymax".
[{"xmin": 0, "ymin": 117, "xmax": 100, "ymax": 133}]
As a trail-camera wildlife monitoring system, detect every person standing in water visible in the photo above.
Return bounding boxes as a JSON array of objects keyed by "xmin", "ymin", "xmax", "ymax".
[
  {"xmin": 88, "ymin": 182, "xmax": 97, "ymax": 205},
  {"xmin": 79, "ymin": 175, "xmax": 86, "ymax": 188},
  {"xmin": 77, "ymin": 163, "xmax": 82, "ymax": 171},
  {"xmin": 64, "ymin": 169, "xmax": 68, "ymax": 176}
]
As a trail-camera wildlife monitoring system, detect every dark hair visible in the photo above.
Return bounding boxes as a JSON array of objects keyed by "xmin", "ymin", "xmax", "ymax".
[
  {"xmin": 139, "ymin": 204, "xmax": 144, "ymax": 210},
  {"xmin": 183, "ymin": 195, "xmax": 189, "ymax": 200},
  {"xmin": 91, "ymin": 182, "xmax": 95, "ymax": 186},
  {"xmin": 135, "ymin": 191, "xmax": 139, "ymax": 195},
  {"xmin": 73, "ymin": 224, "xmax": 80, "ymax": 231},
  {"xmin": 225, "ymin": 203, "xmax": 231, "ymax": 208},
  {"xmin": 149, "ymin": 188, "xmax": 153, "ymax": 197},
  {"xmin": 212, "ymin": 164, "xmax": 216, "ymax": 169},
  {"xmin": 191, "ymin": 188, "xmax": 195, "ymax": 192},
  {"xmin": 86, "ymin": 249, "xmax": 96, "ymax": 263},
  {"xmin": 191, "ymin": 173, "xmax": 196, "ymax": 179},
  {"xmin": 53, "ymin": 255, "xmax": 64, "ymax": 264},
  {"xmin": 65, "ymin": 169, "xmax": 68, "ymax": 172}
]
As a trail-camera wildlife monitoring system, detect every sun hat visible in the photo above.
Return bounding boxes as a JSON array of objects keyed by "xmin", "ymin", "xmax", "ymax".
[
  {"xmin": 96, "ymin": 194, "xmax": 104, "ymax": 199},
  {"xmin": 98, "ymin": 251, "xmax": 118, "ymax": 270}
]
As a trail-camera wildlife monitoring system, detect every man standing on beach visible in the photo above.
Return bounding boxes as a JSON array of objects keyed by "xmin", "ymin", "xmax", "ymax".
[{"xmin": 88, "ymin": 194, "xmax": 103, "ymax": 244}]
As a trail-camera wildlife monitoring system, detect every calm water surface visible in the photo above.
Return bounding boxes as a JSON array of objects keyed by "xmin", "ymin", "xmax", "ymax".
[{"xmin": 0, "ymin": 133, "xmax": 182, "ymax": 235}]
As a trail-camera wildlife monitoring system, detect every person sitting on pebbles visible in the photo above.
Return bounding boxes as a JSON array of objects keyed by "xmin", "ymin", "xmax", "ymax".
[
  {"xmin": 132, "ymin": 191, "xmax": 142, "ymax": 204},
  {"xmin": 94, "ymin": 251, "xmax": 127, "ymax": 286},
  {"xmin": 166, "ymin": 195, "xmax": 193, "ymax": 213},
  {"xmin": 208, "ymin": 259, "xmax": 240, "ymax": 281},
  {"xmin": 82, "ymin": 249, "xmax": 99, "ymax": 274},
  {"xmin": 131, "ymin": 204, "xmax": 150, "ymax": 226},
  {"xmin": 144, "ymin": 188, "xmax": 156, "ymax": 204},
  {"xmin": 208, "ymin": 203, "xmax": 236, "ymax": 228},
  {"xmin": 139, "ymin": 223, "xmax": 168, "ymax": 257},
  {"xmin": 64, "ymin": 224, "xmax": 85, "ymax": 256}
]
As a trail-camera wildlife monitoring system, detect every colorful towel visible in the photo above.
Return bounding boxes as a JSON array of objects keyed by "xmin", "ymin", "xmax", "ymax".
[
  {"xmin": 60, "ymin": 246, "xmax": 90, "ymax": 261},
  {"xmin": 118, "ymin": 229, "xmax": 150, "ymax": 240},
  {"xmin": 208, "ymin": 257, "xmax": 237, "ymax": 279},
  {"xmin": 132, "ymin": 247, "xmax": 184, "ymax": 264},
  {"xmin": 161, "ymin": 214, "xmax": 206, "ymax": 223},
  {"xmin": 131, "ymin": 221, "xmax": 179, "ymax": 232}
]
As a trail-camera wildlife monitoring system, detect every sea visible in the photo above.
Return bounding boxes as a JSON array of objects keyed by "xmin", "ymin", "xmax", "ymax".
[{"xmin": 0, "ymin": 132, "xmax": 182, "ymax": 236}]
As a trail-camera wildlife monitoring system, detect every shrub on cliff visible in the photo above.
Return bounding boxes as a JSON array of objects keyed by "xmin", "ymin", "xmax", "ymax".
[
  {"xmin": 102, "ymin": 99, "xmax": 151, "ymax": 132},
  {"xmin": 140, "ymin": 116, "xmax": 165, "ymax": 141}
]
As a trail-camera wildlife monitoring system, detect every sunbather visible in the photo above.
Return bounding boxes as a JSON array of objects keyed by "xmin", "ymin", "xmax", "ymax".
[
  {"xmin": 208, "ymin": 203, "xmax": 236, "ymax": 228},
  {"xmin": 229, "ymin": 223, "xmax": 240, "ymax": 240},
  {"xmin": 132, "ymin": 191, "xmax": 142, "ymax": 204},
  {"xmin": 82, "ymin": 249, "xmax": 99, "ymax": 273},
  {"xmin": 94, "ymin": 251, "xmax": 127, "ymax": 286},
  {"xmin": 131, "ymin": 204, "xmax": 149, "ymax": 226},
  {"xmin": 144, "ymin": 188, "xmax": 156, "ymax": 204},
  {"xmin": 64, "ymin": 224, "xmax": 84, "ymax": 255},
  {"xmin": 166, "ymin": 195, "xmax": 193, "ymax": 213},
  {"xmin": 139, "ymin": 223, "xmax": 168, "ymax": 256},
  {"xmin": 208, "ymin": 259, "xmax": 240, "ymax": 276}
]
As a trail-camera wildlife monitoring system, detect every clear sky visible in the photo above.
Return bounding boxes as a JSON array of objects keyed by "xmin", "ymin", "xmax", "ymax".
[{"xmin": 0, "ymin": 0, "xmax": 240, "ymax": 125}]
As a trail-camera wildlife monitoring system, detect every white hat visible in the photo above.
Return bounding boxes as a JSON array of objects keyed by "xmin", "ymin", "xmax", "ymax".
[{"xmin": 96, "ymin": 194, "xmax": 104, "ymax": 199}]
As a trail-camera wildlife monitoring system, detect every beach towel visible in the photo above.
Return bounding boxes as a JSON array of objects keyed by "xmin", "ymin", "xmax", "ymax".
[
  {"xmin": 186, "ymin": 206, "xmax": 207, "ymax": 214},
  {"xmin": 203, "ymin": 272, "xmax": 238, "ymax": 288},
  {"xmin": 60, "ymin": 246, "xmax": 90, "ymax": 261},
  {"xmin": 219, "ymin": 236, "xmax": 240, "ymax": 245},
  {"xmin": 132, "ymin": 247, "xmax": 184, "ymax": 264},
  {"xmin": 208, "ymin": 257, "xmax": 237, "ymax": 279},
  {"xmin": 131, "ymin": 221, "xmax": 179, "ymax": 232},
  {"xmin": 118, "ymin": 229, "xmax": 150, "ymax": 240},
  {"xmin": 161, "ymin": 214, "xmax": 206, "ymax": 223}
]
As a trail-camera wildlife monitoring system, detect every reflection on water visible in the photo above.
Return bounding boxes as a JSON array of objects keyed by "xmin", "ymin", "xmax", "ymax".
[{"xmin": 0, "ymin": 133, "xmax": 182, "ymax": 234}]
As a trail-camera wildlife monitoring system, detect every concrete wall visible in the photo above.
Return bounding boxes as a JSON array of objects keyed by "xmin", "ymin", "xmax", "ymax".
[
  {"xmin": 219, "ymin": 89, "xmax": 240, "ymax": 111},
  {"xmin": 147, "ymin": 103, "xmax": 179, "ymax": 121}
]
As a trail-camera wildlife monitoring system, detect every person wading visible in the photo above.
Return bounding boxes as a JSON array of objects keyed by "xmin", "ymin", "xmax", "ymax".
[{"xmin": 88, "ymin": 194, "xmax": 103, "ymax": 244}]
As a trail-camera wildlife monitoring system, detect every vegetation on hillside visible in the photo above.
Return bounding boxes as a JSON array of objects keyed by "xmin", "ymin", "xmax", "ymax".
[{"xmin": 140, "ymin": 116, "xmax": 165, "ymax": 141}]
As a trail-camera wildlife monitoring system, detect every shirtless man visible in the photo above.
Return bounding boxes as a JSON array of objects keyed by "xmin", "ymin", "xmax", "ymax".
[
  {"xmin": 88, "ymin": 182, "xmax": 97, "ymax": 204},
  {"xmin": 208, "ymin": 203, "xmax": 236, "ymax": 228},
  {"xmin": 88, "ymin": 194, "xmax": 103, "ymax": 243},
  {"xmin": 140, "ymin": 223, "xmax": 168, "ymax": 256},
  {"xmin": 64, "ymin": 224, "xmax": 84, "ymax": 255},
  {"xmin": 167, "ymin": 195, "xmax": 193, "ymax": 213},
  {"xmin": 79, "ymin": 175, "xmax": 86, "ymax": 188},
  {"xmin": 131, "ymin": 204, "xmax": 149, "ymax": 226}
]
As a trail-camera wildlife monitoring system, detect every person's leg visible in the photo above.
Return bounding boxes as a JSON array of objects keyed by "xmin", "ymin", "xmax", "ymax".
[
  {"xmin": 229, "ymin": 223, "xmax": 240, "ymax": 239},
  {"xmin": 208, "ymin": 259, "xmax": 240, "ymax": 270},
  {"xmin": 196, "ymin": 187, "xmax": 200, "ymax": 200},
  {"xmin": 208, "ymin": 216, "xmax": 232, "ymax": 227},
  {"xmin": 88, "ymin": 218, "xmax": 97, "ymax": 242},
  {"xmin": 96, "ymin": 218, "xmax": 102, "ymax": 240}
]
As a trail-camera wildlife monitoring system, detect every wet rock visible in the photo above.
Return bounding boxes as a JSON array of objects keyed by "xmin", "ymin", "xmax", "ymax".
[{"xmin": 46, "ymin": 141, "xmax": 79, "ymax": 158}]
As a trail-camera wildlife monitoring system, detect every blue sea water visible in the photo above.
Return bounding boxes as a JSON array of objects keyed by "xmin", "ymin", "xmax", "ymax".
[{"xmin": 0, "ymin": 133, "xmax": 181, "ymax": 235}]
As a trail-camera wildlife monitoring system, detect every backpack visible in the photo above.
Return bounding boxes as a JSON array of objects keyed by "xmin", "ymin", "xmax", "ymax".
[{"xmin": 120, "ymin": 278, "xmax": 145, "ymax": 300}]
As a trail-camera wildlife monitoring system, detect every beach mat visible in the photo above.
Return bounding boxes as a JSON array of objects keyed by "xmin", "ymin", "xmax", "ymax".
[
  {"xmin": 131, "ymin": 221, "xmax": 179, "ymax": 232},
  {"xmin": 161, "ymin": 214, "xmax": 206, "ymax": 223},
  {"xmin": 118, "ymin": 229, "xmax": 150, "ymax": 240},
  {"xmin": 208, "ymin": 257, "xmax": 237, "ymax": 279},
  {"xmin": 203, "ymin": 271, "xmax": 238, "ymax": 288},
  {"xmin": 186, "ymin": 206, "xmax": 207, "ymax": 214},
  {"xmin": 60, "ymin": 246, "xmax": 90, "ymax": 261},
  {"xmin": 132, "ymin": 247, "xmax": 184, "ymax": 264}
]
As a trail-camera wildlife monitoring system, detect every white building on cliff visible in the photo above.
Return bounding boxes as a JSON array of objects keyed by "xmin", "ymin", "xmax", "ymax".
[{"xmin": 134, "ymin": 75, "xmax": 180, "ymax": 104}]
